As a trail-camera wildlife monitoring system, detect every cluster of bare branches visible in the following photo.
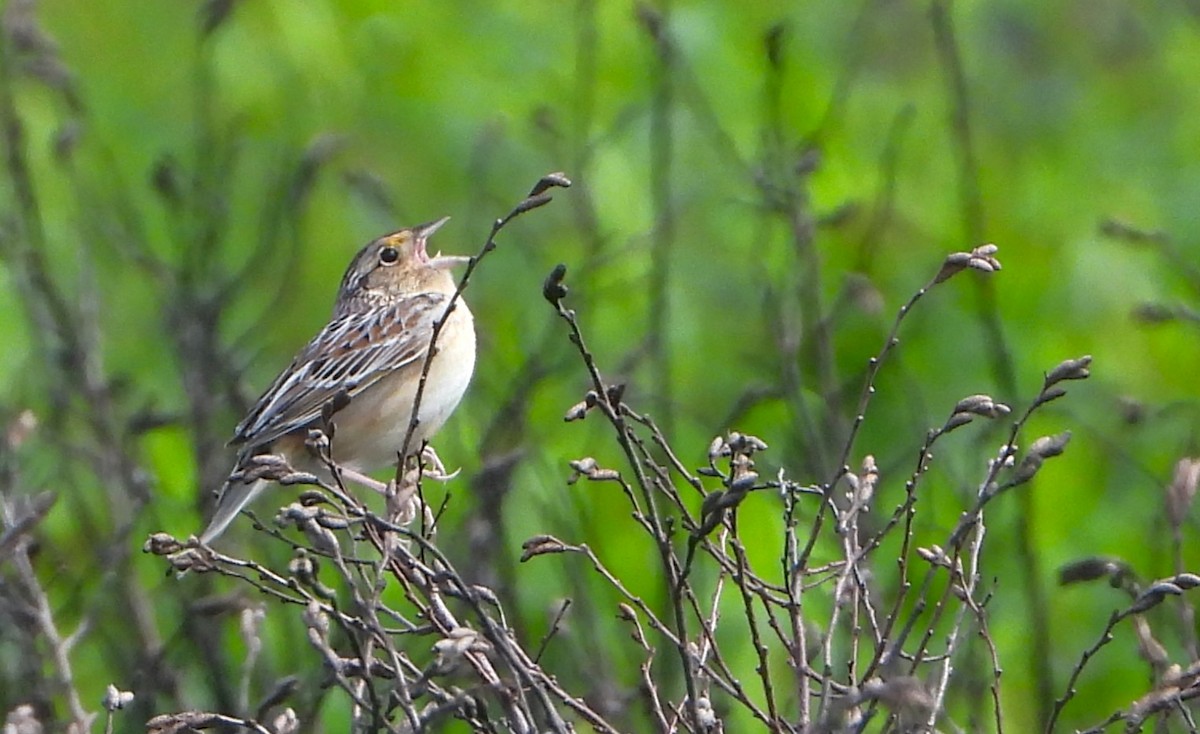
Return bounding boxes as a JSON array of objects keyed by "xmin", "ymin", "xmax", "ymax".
[
  {"xmin": 132, "ymin": 236, "xmax": 1098, "ymax": 733},
  {"xmin": 530, "ymin": 245, "xmax": 1091, "ymax": 733},
  {"xmin": 122, "ymin": 223, "xmax": 1199, "ymax": 734}
]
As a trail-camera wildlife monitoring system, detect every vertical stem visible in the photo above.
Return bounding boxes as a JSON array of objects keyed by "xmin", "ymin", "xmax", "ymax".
[
  {"xmin": 647, "ymin": 0, "xmax": 675, "ymax": 437},
  {"xmin": 931, "ymin": 4, "xmax": 1047, "ymax": 726},
  {"xmin": 929, "ymin": 0, "xmax": 1014, "ymax": 394},
  {"xmin": 570, "ymin": 0, "xmax": 605, "ymax": 310}
]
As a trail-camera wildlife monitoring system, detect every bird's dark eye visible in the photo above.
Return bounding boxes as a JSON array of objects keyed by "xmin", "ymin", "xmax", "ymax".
[{"xmin": 379, "ymin": 246, "xmax": 400, "ymax": 265}]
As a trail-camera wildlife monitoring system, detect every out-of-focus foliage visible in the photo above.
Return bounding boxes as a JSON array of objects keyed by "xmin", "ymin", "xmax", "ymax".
[{"xmin": 2, "ymin": 0, "xmax": 1200, "ymax": 732}]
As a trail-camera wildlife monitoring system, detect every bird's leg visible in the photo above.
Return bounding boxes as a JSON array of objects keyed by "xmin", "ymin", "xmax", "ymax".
[
  {"xmin": 336, "ymin": 467, "xmax": 389, "ymax": 495},
  {"xmin": 420, "ymin": 445, "xmax": 460, "ymax": 481},
  {"xmin": 383, "ymin": 459, "xmax": 424, "ymax": 530}
]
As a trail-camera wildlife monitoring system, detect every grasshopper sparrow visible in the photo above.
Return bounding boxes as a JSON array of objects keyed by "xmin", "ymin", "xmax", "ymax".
[{"xmin": 201, "ymin": 217, "xmax": 475, "ymax": 542}]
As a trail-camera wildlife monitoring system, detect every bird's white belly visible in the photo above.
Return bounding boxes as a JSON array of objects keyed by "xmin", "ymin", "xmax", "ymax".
[{"xmin": 330, "ymin": 302, "xmax": 475, "ymax": 472}]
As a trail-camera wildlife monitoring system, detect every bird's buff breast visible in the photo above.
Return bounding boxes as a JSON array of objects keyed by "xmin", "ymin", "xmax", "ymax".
[{"xmin": 329, "ymin": 301, "xmax": 475, "ymax": 472}]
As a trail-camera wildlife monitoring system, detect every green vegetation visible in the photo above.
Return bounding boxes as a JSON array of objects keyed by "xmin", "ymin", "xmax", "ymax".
[{"xmin": 2, "ymin": 2, "xmax": 1200, "ymax": 732}]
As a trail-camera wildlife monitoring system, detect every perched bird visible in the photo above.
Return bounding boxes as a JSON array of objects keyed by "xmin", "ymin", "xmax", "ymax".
[{"xmin": 201, "ymin": 218, "xmax": 475, "ymax": 543}]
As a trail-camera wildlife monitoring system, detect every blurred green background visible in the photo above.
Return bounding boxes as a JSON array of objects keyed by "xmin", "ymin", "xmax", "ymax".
[{"xmin": 3, "ymin": 0, "xmax": 1200, "ymax": 731}]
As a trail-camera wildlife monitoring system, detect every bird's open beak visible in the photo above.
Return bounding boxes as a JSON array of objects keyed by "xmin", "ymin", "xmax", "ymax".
[
  {"xmin": 415, "ymin": 216, "xmax": 451, "ymax": 240},
  {"xmin": 416, "ymin": 216, "xmax": 470, "ymax": 270}
]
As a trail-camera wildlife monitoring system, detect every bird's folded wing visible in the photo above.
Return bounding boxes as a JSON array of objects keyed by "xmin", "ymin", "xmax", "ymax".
[{"xmin": 230, "ymin": 291, "xmax": 450, "ymax": 451}]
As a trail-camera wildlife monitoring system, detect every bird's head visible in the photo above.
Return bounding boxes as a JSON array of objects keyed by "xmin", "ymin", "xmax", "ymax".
[{"xmin": 337, "ymin": 217, "xmax": 468, "ymax": 309}]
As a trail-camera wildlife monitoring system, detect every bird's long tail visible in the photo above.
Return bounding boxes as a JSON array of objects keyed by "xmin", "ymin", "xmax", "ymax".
[{"xmin": 200, "ymin": 478, "xmax": 267, "ymax": 544}]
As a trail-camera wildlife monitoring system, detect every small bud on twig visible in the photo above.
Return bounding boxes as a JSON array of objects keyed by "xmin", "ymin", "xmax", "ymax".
[
  {"xmin": 917, "ymin": 545, "xmax": 950, "ymax": 567},
  {"xmin": 512, "ymin": 193, "xmax": 554, "ymax": 216},
  {"xmin": 952, "ymin": 394, "xmax": 1011, "ymax": 419},
  {"xmin": 934, "ymin": 243, "xmax": 1003, "ymax": 284},
  {"xmin": 520, "ymin": 534, "xmax": 575, "ymax": 561},
  {"xmin": 543, "ymin": 264, "xmax": 569, "ymax": 304},
  {"xmin": 143, "ymin": 532, "xmax": 183, "ymax": 556},
  {"xmin": 1129, "ymin": 582, "xmax": 1184, "ymax": 615},
  {"xmin": 102, "ymin": 684, "xmax": 134, "ymax": 712},
  {"xmin": 527, "ymin": 171, "xmax": 572, "ymax": 198},
  {"xmin": 942, "ymin": 412, "xmax": 975, "ymax": 433},
  {"xmin": 1044, "ymin": 355, "xmax": 1092, "ymax": 388},
  {"xmin": 563, "ymin": 391, "xmax": 598, "ymax": 422},
  {"xmin": 1010, "ymin": 432, "xmax": 1072, "ymax": 486},
  {"xmin": 1174, "ymin": 573, "xmax": 1200, "ymax": 590},
  {"xmin": 567, "ymin": 456, "xmax": 621, "ymax": 483},
  {"xmin": 1033, "ymin": 386, "xmax": 1068, "ymax": 408},
  {"xmin": 943, "ymin": 394, "xmax": 1011, "ymax": 434},
  {"xmin": 1058, "ymin": 556, "xmax": 1132, "ymax": 586},
  {"xmin": 1029, "ymin": 432, "xmax": 1072, "ymax": 460}
]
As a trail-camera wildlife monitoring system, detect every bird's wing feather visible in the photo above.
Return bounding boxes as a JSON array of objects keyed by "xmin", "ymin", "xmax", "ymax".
[{"xmin": 231, "ymin": 292, "xmax": 449, "ymax": 452}]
